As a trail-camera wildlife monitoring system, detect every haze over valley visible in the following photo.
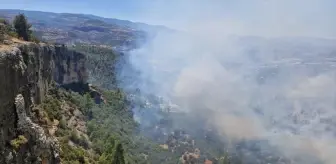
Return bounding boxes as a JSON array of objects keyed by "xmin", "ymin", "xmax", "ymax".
[{"xmin": 0, "ymin": 1, "xmax": 335, "ymax": 163}]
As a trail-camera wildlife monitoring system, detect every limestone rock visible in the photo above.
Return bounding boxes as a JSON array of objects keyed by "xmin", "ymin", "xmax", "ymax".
[
  {"xmin": 3, "ymin": 39, "xmax": 13, "ymax": 45},
  {"xmin": 0, "ymin": 42, "xmax": 87, "ymax": 164}
]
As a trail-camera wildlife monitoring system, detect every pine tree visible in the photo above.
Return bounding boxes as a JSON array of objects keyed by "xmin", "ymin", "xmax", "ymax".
[
  {"xmin": 112, "ymin": 143, "xmax": 126, "ymax": 164},
  {"xmin": 98, "ymin": 138, "xmax": 118, "ymax": 164},
  {"xmin": 13, "ymin": 13, "xmax": 32, "ymax": 41}
]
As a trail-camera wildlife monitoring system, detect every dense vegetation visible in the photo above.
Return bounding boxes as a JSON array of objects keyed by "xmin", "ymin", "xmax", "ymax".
[
  {"xmin": 70, "ymin": 44, "xmax": 120, "ymax": 89},
  {"xmin": 33, "ymin": 86, "xmax": 125, "ymax": 164},
  {"xmin": 66, "ymin": 44, "xmax": 236, "ymax": 164},
  {"xmin": 67, "ymin": 45, "xmax": 181, "ymax": 163},
  {"xmin": 67, "ymin": 44, "xmax": 297, "ymax": 164},
  {"xmin": 35, "ymin": 83, "xmax": 180, "ymax": 164}
]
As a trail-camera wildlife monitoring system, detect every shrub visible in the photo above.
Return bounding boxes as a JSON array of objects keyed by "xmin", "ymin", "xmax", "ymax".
[
  {"xmin": 60, "ymin": 142, "xmax": 89, "ymax": 164},
  {"xmin": 10, "ymin": 135, "xmax": 28, "ymax": 150},
  {"xmin": 0, "ymin": 18, "xmax": 11, "ymax": 35},
  {"xmin": 59, "ymin": 118, "xmax": 67, "ymax": 129},
  {"xmin": 56, "ymin": 128, "xmax": 70, "ymax": 137},
  {"xmin": 41, "ymin": 97, "xmax": 62, "ymax": 121},
  {"xmin": 70, "ymin": 130, "xmax": 80, "ymax": 142},
  {"xmin": 0, "ymin": 18, "xmax": 10, "ymax": 26},
  {"xmin": 30, "ymin": 34, "xmax": 40, "ymax": 43},
  {"xmin": 70, "ymin": 130, "xmax": 90, "ymax": 149},
  {"xmin": 8, "ymin": 31, "xmax": 18, "ymax": 38}
]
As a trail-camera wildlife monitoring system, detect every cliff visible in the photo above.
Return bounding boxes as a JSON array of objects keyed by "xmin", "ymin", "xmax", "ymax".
[{"xmin": 0, "ymin": 42, "xmax": 87, "ymax": 164}]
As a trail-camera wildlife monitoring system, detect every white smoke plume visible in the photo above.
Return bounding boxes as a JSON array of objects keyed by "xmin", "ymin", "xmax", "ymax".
[{"xmin": 121, "ymin": 0, "xmax": 336, "ymax": 163}]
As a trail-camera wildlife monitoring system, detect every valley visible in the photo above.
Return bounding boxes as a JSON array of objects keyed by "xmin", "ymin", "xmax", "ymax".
[{"xmin": 0, "ymin": 8, "xmax": 336, "ymax": 164}]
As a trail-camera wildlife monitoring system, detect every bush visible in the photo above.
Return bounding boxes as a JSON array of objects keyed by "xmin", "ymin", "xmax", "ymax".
[
  {"xmin": 70, "ymin": 130, "xmax": 80, "ymax": 142},
  {"xmin": 30, "ymin": 34, "xmax": 40, "ymax": 43},
  {"xmin": 8, "ymin": 31, "xmax": 18, "ymax": 38},
  {"xmin": 0, "ymin": 18, "xmax": 11, "ymax": 34},
  {"xmin": 69, "ymin": 130, "xmax": 90, "ymax": 148},
  {"xmin": 60, "ymin": 142, "xmax": 91, "ymax": 164},
  {"xmin": 69, "ymin": 92, "xmax": 94, "ymax": 115},
  {"xmin": 55, "ymin": 128, "xmax": 70, "ymax": 137},
  {"xmin": 41, "ymin": 97, "xmax": 62, "ymax": 121},
  {"xmin": 59, "ymin": 118, "xmax": 67, "ymax": 129},
  {"xmin": 10, "ymin": 135, "xmax": 28, "ymax": 150},
  {"xmin": 0, "ymin": 18, "xmax": 10, "ymax": 26}
]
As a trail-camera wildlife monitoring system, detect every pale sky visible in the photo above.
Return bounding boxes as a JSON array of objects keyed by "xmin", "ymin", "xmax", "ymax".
[{"xmin": 1, "ymin": 0, "xmax": 335, "ymax": 38}]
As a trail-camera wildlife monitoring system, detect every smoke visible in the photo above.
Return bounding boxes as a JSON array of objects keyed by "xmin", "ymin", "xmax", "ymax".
[
  {"xmin": 136, "ymin": 0, "xmax": 336, "ymax": 39},
  {"xmin": 118, "ymin": 0, "xmax": 336, "ymax": 163}
]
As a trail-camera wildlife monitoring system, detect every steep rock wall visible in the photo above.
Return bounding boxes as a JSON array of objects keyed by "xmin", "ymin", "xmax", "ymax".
[{"xmin": 0, "ymin": 43, "xmax": 87, "ymax": 164}]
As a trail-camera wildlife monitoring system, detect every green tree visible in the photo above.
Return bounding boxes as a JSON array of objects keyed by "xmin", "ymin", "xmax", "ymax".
[
  {"xmin": 0, "ymin": 25, "xmax": 4, "ymax": 43},
  {"xmin": 112, "ymin": 143, "xmax": 126, "ymax": 164},
  {"xmin": 99, "ymin": 139, "xmax": 126, "ymax": 164},
  {"xmin": 83, "ymin": 93, "xmax": 94, "ymax": 115},
  {"xmin": 13, "ymin": 13, "xmax": 32, "ymax": 41}
]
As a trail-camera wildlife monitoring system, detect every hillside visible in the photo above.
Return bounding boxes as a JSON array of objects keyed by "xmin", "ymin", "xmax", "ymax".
[
  {"xmin": 0, "ymin": 9, "xmax": 171, "ymax": 48},
  {"xmin": 0, "ymin": 38, "xmax": 229, "ymax": 164}
]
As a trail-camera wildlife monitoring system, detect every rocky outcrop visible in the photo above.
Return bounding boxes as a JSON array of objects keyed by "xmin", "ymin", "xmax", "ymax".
[
  {"xmin": 0, "ymin": 42, "xmax": 87, "ymax": 164},
  {"xmin": 181, "ymin": 148, "xmax": 201, "ymax": 164},
  {"xmin": 13, "ymin": 94, "xmax": 60, "ymax": 163},
  {"xmin": 89, "ymin": 84, "xmax": 106, "ymax": 104}
]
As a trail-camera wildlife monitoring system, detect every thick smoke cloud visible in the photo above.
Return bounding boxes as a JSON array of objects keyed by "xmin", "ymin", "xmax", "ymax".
[{"xmin": 120, "ymin": 1, "xmax": 336, "ymax": 163}]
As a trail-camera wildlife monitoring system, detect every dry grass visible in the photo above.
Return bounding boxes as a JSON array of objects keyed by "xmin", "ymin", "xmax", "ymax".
[
  {"xmin": 0, "ymin": 36, "xmax": 32, "ymax": 52},
  {"xmin": 11, "ymin": 37, "xmax": 29, "ymax": 44},
  {"xmin": 0, "ymin": 44, "xmax": 13, "ymax": 51}
]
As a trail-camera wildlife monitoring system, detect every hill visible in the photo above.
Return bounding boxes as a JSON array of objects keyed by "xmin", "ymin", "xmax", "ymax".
[{"xmin": 0, "ymin": 9, "xmax": 171, "ymax": 49}]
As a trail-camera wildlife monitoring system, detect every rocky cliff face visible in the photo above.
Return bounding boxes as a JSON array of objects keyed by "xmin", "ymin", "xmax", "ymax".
[{"xmin": 0, "ymin": 42, "xmax": 87, "ymax": 164}]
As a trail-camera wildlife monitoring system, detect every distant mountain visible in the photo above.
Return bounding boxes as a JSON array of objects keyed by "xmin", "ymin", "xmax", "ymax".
[{"xmin": 0, "ymin": 9, "xmax": 171, "ymax": 48}]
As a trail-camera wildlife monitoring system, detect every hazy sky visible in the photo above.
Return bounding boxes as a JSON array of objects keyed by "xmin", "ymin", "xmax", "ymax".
[{"xmin": 1, "ymin": 0, "xmax": 336, "ymax": 38}]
